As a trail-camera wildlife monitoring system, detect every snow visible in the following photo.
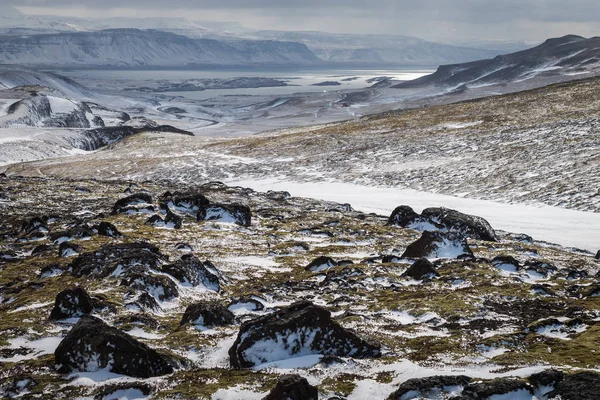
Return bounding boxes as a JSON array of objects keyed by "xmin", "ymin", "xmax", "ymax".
[
  {"xmin": 100, "ymin": 388, "xmax": 150, "ymax": 400},
  {"xmin": 125, "ymin": 327, "xmax": 165, "ymax": 340},
  {"xmin": 227, "ymin": 179, "xmax": 600, "ymax": 252},
  {"xmin": 242, "ymin": 328, "xmax": 321, "ymax": 367},
  {"xmin": 211, "ymin": 386, "xmax": 266, "ymax": 400},
  {"xmin": 0, "ymin": 335, "xmax": 63, "ymax": 362}
]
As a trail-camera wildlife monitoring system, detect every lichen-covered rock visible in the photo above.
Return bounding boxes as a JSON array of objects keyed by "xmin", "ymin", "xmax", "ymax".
[
  {"xmin": 58, "ymin": 241, "xmax": 81, "ymax": 257},
  {"xmin": 228, "ymin": 301, "xmax": 381, "ymax": 368},
  {"xmin": 180, "ymin": 301, "xmax": 234, "ymax": 327},
  {"xmin": 463, "ymin": 377, "xmax": 533, "ymax": 399},
  {"xmin": 388, "ymin": 205, "xmax": 497, "ymax": 241},
  {"xmin": 305, "ymin": 256, "xmax": 337, "ymax": 272},
  {"xmin": 111, "ymin": 193, "xmax": 154, "ymax": 215},
  {"xmin": 386, "ymin": 375, "xmax": 472, "ymax": 400},
  {"xmin": 49, "ymin": 287, "xmax": 93, "ymax": 320},
  {"xmin": 54, "ymin": 315, "xmax": 174, "ymax": 377},
  {"xmin": 263, "ymin": 374, "xmax": 318, "ymax": 400},
  {"xmin": 546, "ymin": 371, "xmax": 600, "ymax": 400},
  {"xmin": 401, "ymin": 258, "xmax": 439, "ymax": 280},
  {"xmin": 69, "ymin": 242, "xmax": 162, "ymax": 277},
  {"xmin": 160, "ymin": 254, "xmax": 221, "ymax": 291},
  {"xmin": 96, "ymin": 221, "xmax": 122, "ymax": 238},
  {"xmin": 120, "ymin": 272, "xmax": 179, "ymax": 301},
  {"xmin": 200, "ymin": 203, "xmax": 251, "ymax": 227},
  {"xmin": 401, "ymin": 231, "xmax": 474, "ymax": 259}
]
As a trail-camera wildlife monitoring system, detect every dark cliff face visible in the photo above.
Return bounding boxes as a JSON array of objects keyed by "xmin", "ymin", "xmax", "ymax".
[
  {"xmin": 395, "ymin": 35, "xmax": 600, "ymax": 89},
  {"xmin": 0, "ymin": 29, "xmax": 322, "ymax": 67}
]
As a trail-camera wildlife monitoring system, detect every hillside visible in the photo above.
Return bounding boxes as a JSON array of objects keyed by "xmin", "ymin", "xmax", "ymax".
[
  {"xmin": 0, "ymin": 29, "xmax": 321, "ymax": 68},
  {"xmin": 396, "ymin": 35, "xmax": 600, "ymax": 89}
]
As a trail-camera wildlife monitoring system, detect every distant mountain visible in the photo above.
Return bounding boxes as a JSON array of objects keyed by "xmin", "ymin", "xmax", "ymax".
[
  {"xmin": 396, "ymin": 35, "xmax": 600, "ymax": 88},
  {"xmin": 246, "ymin": 31, "xmax": 503, "ymax": 66},
  {"xmin": 0, "ymin": 29, "xmax": 321, "ymax": 68},
  {"xmin": 0, "ymin": 5, "xmax": 79, "ymax": 35}
]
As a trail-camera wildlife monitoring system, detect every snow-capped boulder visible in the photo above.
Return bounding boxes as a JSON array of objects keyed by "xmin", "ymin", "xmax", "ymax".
[
  {"xmin": 145, "ymin": 210, "xmax": 182, "ymax": 229},
  {"xmin": 305, "ymin": 256, "xmax": 337, "ymax": 272},
  {"xmin": 20, "ymin": 216, "xmax": 49, "ymax": 234},
  {"xmin": 388, "ymin": 206, "xmax": 497, "ymax": 241},
  {"xmin": 228, "ymin": 297, "xmax": 265, "ymax": 313},
  {"xmin": 96, "ymin": 221, "xmax": 122, "ymax": 238},
  {"xmin": 200, "ymin": 203, "xmax": 252, "ymax": 227},
  {"xmin": 164, "ymin": 191, "xmax": 210, "ymax": 215},
  {"xmin": 387, "ymin": 205, "xmax": 421, "ymax": 227},
  {"xmin": 401, "ymin": 231, "xmax": 474, "ymax": 259},
  {"xmin": 401, "ymin": 258, "xmax": 439, "ymax": 280},
  {"xmin": 228, "ymin": 300, "xmax": 381, "ymax": 368},
  {"xmin": 160, "ymin": 254, "xmax": 221, "ymax": 291},
  {"xmin": 491, "ymin": 255, "xmax": 521, "ymax": 272},
  {"xmin": 263, "ymin": 374, "xmax": 318, "ymax": 400},
  {"xmin": 54, "ymin": 315, "xmax": 174, "ymax": 377},
  {"xmin": 58, "ymin": 241, "xmax": 81, "ymax": 257},
  {"xmin": 463, "ymin": 377, "xmax": 533, "ymax": 399},
  {"xmin": 49, "ymin": 287, "xmax": 93, "ymax": 320},
  {"xmin": 51, "ymin": 226, "xmax": 94, "ymax": 244},
  {"xmin": 69, "ymin": 242, "xmax": 162, "ymax": 277},
  {"xmin": 387, "ymin": 375, "xmax": 472, "ymax": 400},
  {"xmin": 111, "ymin": 193, "xmax": 154, "ymax": 215},
  {"xmin": 120, "ymin": 272, "xmax": 179, "ymax": 302},
  {"xmin": 180, "ymin": 301, "xmax": 234, "ymax": 327}
]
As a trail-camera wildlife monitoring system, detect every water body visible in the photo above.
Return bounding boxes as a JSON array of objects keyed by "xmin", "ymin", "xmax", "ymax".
[{"xmin": 58, "ymin": 68, "xmax": 433, "ymax": 100}]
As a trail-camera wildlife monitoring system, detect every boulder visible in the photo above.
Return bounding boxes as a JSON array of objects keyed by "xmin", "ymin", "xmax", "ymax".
[
  {"xmin": 69, "ymin": 242, "xmax": 162, "ymax": 277},
  {"xmin": 401, "ymin": 231, "xmax": 474, "ymax": 259},
  {"xmin": 54, "ymin": 315, "xmax": 174, "ymax": 377},
  {"xmin": 120, "ymin": 272, "xmax": 179, "ymax": 301},
  {"xmin": 387, "ymin": 375, "xmax": 471, "ymax": 400},
  {"xmin": 263, "ymin": 374, "xmax": 318, "ymax": 400},
  {"xmin": 96, "ymin": 221, "xmax": 122, "ymax": 238},
  {"xmin": 387, "ymin": 205, "xmax": 497, "ymax": 241},
  {"xmin": 58, "ymin": 241, "xmax": 81, "ymax": 257},
  {"xmin": 180, "ymin": 301, "xmax": 234, "ymax": 327},
  {"xmin": 595, "ymin": 250, "xmax": 600, "ymax": 260},
  {"xmin": 546, "ymin": 371, "xmax": 600, "ymax": 400},
  {"xmin": 51, "ymin": 226, "xmax": 94, "ymax": 243},
  {"xmin": 228, "ymin": 301, "xmax": 381, "ymax": 368},
  {"xmin": 145, "ymin": 211, "xmax": 182, "ymax": 229},
  {"xmin": 165, "ymin": 192, "xmax": 210, "ymax": 214},
  {"xmin": 463, "ymin": 378, "xmax": 533, "ymax": 399},
  {"xmin": 528, "ymin": 369, "xmax": 565, "ymax": 387},
  {"xmin": 305, "ymin": 256, "xmax": 338, "ymax": 272},
  {"xmin": 49, "ymin": 287, "xmax": 93, "ymax": 320},
  {"xmin": 112, "ymin": 193, "xmax": 154, "ymax": 215},
  {"xmin": 201, "ymin": 203, "xmax": 252, "ymax": 227},
  {"xmin": 387, "ymin": 205, "xmax": 420, "ymax": 227},
  {"xmin": 20, "ymin": 216, "xmax": 49, "ymax": 234},
  {"xmin": 160, "ymin": 254, "xmax": 221, "ymax": 291},
  {"xmin": 401, "ymin": 258, "xmax": 439, "ymax": 280},
  {"xmin": 228, "ymin": 297, "xmax": 265, "ymax": 313}
]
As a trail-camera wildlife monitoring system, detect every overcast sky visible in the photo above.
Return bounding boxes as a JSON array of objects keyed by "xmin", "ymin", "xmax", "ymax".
[{"xmin": 11, "ymin": 0, "xmax": 600, "ymax": 43}]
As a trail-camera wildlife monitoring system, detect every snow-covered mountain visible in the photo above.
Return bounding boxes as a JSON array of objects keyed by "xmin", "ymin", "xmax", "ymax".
[
  {"xmin": 0, "ymin": 5, "xmax": 80, "ymax": 35},
  {"xmin": 0, "ymin": 29, "xmax": 321, "ymax": 68},
  {"xmin": 397, "ymin": 35, "xmax": 600, "ymax": 88},
  {"xmin": 247, "ymin": 31, "xmax": 503, "ymax": 66}
]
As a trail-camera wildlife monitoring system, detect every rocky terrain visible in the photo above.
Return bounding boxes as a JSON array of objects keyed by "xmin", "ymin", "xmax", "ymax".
[
  {"xmin": 8, "ymin": 75, "xmax": 599, "ymax": 214},
  {"xmin": 0, "ymin": 174, "xmax": 599, "ymax": 399}
]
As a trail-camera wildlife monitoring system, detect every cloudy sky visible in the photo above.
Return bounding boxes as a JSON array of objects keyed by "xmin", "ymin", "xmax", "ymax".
[{"xmin": 11, "ymin": 0, "xmax": 600, "ymax": 43}]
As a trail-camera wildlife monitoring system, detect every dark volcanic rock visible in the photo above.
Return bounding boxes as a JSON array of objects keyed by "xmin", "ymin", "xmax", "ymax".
[
  {"xmin": 387, "ymin": 375, "xmax": 472, "ymax": 400},
  {"xmin": 96, "ymin": 221, "xmax": 122, "ymax": 238},
  {"xmin": 120, "ymin": 272, "xmax": 179, "ymax": 301},
  {"xmin": 54, "ymin": 315, "xmax": 174, "ymax": 377},
  {"xmin": 595, "ymin": 250, "xmax": 600, "ymax": 260},
  {"xmin": 160, "ymin": 254, "xmax": 221, "ymax": 291},
  {"xmin": 69, "ymin": 242, "xmax": 162, "ymax": 277},
  {"xmin": 528, "ymin": 369, "xmax": 565, "ymax": 387},
  {"xmin": 166, "ymin": 192, "xmax": 210, "ymax": 214},
  {"xmin": 401, "ymin": 258, "xmax": 439, "ymax": 280},
  {"xmin": 463, "ymin": 377, "xmax": 533, "ymax": 398},
  {"xmin": 21, "ymin": 216, "xmax": 49, "ymax": 234},
  {"xmin": 112, "ymin": 193, "xmax": 154, "ymax": 215},
  {"xmin": 228, "ymin": 297, "xmax": 265, "ymax": 312},
  {"xmin": 387, "ymin": 205, "xmax": 497, "ymax": 241},
  {"xmin": 420, "ymin": 207, "xmax": 497, "ymax": 241},
  {"xmin": 201, "ymin": 203, "xmax": 252, "ymax": 227},
  {"xmin": 180, "ymin": 301, "xmax": 234, "ymax": 327},
  {"xmin": 263, "ymin": 374, "xmax": 318, "ymax": 400},
  {"xmin": 401, "ymin": 231, "xmax": 474, "ymax": 259},
  {"xmin": 387, "ymin": 205, "xmax": 420, "ymax": 227},
  {"xmin": 58, "ymin": 241, "xmax": 81, "ymax": 257},
  {"xmin": 305, "ymin": 256, "xmax": 338, "ymax": 272},
  {"xmin": 228, "ymin": 301, "xmax": 381, "ymax": 368},
  {"xmin": 145, "ymin": 211, "xmax": 182, "ymax": 229},
  {"xmin": 546, "ymin": 371, "xmax": 600, "ymax": 400},
  {"xmin": 49, "ymin": 287, "xmax": 93, "ymax": 320}
]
